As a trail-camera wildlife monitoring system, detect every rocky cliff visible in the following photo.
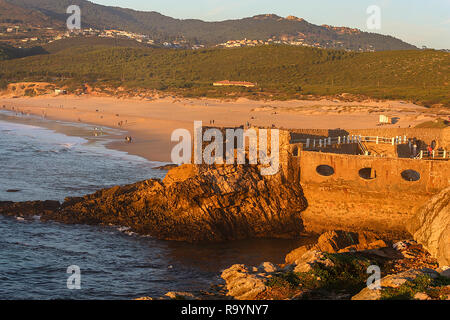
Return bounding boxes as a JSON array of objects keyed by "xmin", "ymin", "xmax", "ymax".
[
  {"xmin": 407, "ymin": 186, "xmax": 450, "ymax": 267},
  {"xmin": 0, "ymin": 164, "xmax": 308, "ymax": 241}
]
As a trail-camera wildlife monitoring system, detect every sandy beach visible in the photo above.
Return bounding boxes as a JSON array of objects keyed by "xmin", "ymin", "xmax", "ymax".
[{"xmin": 0, "ymin": 94, "xmax": 442, "ymax": 162}]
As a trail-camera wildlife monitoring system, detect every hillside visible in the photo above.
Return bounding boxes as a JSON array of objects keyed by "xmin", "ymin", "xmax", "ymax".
[
  {"xmin": 0, "ymin": 44, "xmax": 47, "ymax": 60},
  {"xmin": 0, "ymin": 45, "xmax": 448, "ymax": 106},
  {"xmin": 6, "ymin": 0, "xmax": 417, "ymax": 51},
  {"xmin": 42, "ymin": 36, "xmax": 158, "ymax": 54},
  {"xmin": 0, "ymin": 0, "xmax": 62, "ymax": 27}
]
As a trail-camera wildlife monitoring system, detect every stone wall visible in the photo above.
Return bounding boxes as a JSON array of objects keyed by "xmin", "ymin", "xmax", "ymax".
[
  {"xmin": 193, "ymin": 125, "xmax": 449, "ymax": 239},
  {"xmin": 296, "ymin": 151, "xmax": 450, "ymax": 239},
  {"xmin": 198, "ymin": 126, "xmax": 292, "ymax": 178},
  {"xmin": 299, "ymin": 151, "xmax": 448, "ymax": 193}
]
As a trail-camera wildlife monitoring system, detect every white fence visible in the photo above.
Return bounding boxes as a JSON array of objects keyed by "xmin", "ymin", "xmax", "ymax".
[
  {"xmin": 291, "ymin": 135, "xmax": 408, "ymax": 148},
  {"xmin": 415, "ymin": 149, "xmax": 450, "ymax": 159},
  {"xmin": 291, "ymin": 135, "xmax": 450, "ymax": 159}
]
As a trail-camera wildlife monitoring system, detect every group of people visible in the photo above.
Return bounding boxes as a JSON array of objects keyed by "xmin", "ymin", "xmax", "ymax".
[
  {"xmin": 410, "ymin": 139, "xmax": 437, "ymax": 158},
  {"xmin": 93, "ymin": 127, "xmax": 104, "ymax": 137}
]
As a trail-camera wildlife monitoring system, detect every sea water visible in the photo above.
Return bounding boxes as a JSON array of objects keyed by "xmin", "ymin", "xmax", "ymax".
[{"xmin": 0, "ymin": 111, "xmax": 308, "ymax": 299}]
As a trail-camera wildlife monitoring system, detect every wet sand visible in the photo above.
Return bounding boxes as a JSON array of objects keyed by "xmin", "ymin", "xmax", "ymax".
[{"xmin": 0, "ymin": 94, "xmax": 440, "ymax": 162}]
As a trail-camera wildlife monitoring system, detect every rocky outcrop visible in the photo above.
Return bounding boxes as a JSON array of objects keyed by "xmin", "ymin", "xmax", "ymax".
[
  {"xmin": 0, "ymin": 164, "xmax": 307, "ymax": 242},
  {"xmin": 132, "ymin": 230, "xmax": 445, "ymax": 300},
  {"xmin": 220, "ymin": 264, "xmax": 270, "ymax": 300},
  {"xmin": 0, "ymin": 200, "xmax": 60, "ymax": 218},
  {"xmin": 407, "ymin": 186, "xmax": 450, "ymax": 267},
  {"xmin": 292, "ymin": 250, "xmax": 335, "ymax": 273},
  {"xmin": 285, "ymin": 230, "xmax": 387, "ymax": 264},
  {"xmin": 351, "ymin": 268, "xmax": 441, "ymax": 300}
]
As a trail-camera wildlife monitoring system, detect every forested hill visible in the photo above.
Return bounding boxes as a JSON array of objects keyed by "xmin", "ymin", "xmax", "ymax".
[
  {"xmin": 7, "ymin": 0, "xmax": 417, "ymax": 51},
  {"xmin": 0, "ymin": 0, "xmax": 63, "ymax": 27},
  {"xmin": 0, "ymin": 44, "xmax": 47, "ymax": 60},
  {"xmin": 0, "ymin": 45, "xmax": 448, "ymax": 107}
]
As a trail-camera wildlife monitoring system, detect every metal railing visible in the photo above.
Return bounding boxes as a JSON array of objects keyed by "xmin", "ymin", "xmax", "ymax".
[
  {"xmin": 291, "ymin": 135, "xmax": 409, "ymax": 148},
  {"xmin": 415, "ymin": 149, "xmax": 450, "ymax": 160},
  {"xmin": 291, "ymin": 135, "xmax": 450, "ymax": 160}
]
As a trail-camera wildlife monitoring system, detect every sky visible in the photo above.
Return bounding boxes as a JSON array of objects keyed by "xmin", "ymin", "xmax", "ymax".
[{"xmin": 91, "ymin": 0, "xmax": 450, "ymax": 49}]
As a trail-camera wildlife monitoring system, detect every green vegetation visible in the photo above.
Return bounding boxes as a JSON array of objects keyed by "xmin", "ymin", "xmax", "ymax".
[
  {"xmin": 1, "ymin": 45, "xmax": 449, "ymax": 106},
  {"xmin": 267, "ymin": 253, "xmax": 375, "ymax": 297},
  {"xmin": 381, "ymin": 275, "xmax": 450, "ymax": 300},
  {"xmin": 0, "ymin": 46, "xmax": 20, "ymax": 61},
  {"xmin": 0, "ymin": 44, "xmax": 47, "ymax": 61},
  {"xmin": 42, "ymin": 37, "xmax": 155, "ymax": 54},
  {"xmin": 415, "ymin": 118, "xmax": 449, "ymax": 128},
  {"xmin": 267, "ymin": 253, "xmax": 450, "ymax": 300}
]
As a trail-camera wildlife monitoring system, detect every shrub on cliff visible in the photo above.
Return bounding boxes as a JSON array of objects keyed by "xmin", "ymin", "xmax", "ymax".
[
  {"xmin": 267, "ymin": 252, "xmax": 379, "ymax": 299},
  {"xmin": 381, "ymin": 274, "xmax": 450, "ymax": 300}
]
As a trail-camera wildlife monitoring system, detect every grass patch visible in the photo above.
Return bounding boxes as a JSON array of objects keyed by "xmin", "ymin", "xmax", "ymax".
[
  {"xmin": 381, "ymin": 275, "xmax": 450, "ymax": 300},
  {"xmin": 267, "ymin": 253, "xmax": 378, "ymax": 298}
]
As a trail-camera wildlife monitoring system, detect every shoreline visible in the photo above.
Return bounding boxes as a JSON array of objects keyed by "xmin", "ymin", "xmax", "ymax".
[
  {"xmin": 0, "ymin": 109, "xmax": 166, "ymax": 165},
  {"xmin": 0, "ymin": 94, "xmax": 444, "ymax": 163}
]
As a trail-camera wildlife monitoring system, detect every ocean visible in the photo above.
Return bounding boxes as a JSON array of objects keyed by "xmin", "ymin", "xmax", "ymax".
[{"xmin": 0, "ymin": 111, "xmax": 307, "ymax": 299}]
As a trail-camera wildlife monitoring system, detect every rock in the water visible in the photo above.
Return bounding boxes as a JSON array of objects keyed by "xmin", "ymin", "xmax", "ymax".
[
  {"xmin": 1, "ymin": 164, "xmax": 308, "ymax": 242},
  {"xmin": 0, "ymin": 200, "xmax": 60, "ymax": 218},
  {"xmin": 153, "ymin": 164, "xmax": 179, "ymax": 171},
  {"xmin": 221, "ymin": 264, "xmax": 268, "ymax": 300},
  {"xmin": 407, "ymin": 186, "xmax": 450, "ymax": 267},
  {"xmin": 164, "ymin": 291, "xmax": 198, "ymax": 300},
  {"xmin": 285, "ymin": 245, "xmax": 311, "ymax": 265}
]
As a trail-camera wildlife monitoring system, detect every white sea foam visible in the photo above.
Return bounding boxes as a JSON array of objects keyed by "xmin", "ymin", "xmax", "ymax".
[
  {"xmin": 0, "ymin": 118, "xmax": 163, "ymax": 166},
  {"xmin": 0, "ymin": 115, "xmax": 167, "ymax": 202}
]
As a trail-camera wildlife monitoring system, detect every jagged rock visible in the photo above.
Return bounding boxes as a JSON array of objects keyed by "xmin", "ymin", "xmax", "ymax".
[
  {"xmin": 0, "ymin": 200, "xmax": 60, "ymax": 218},
  {"xmin": 352, "ymin": 268, "xmax": 440, "ymax": 300},
  {"xmin": 285, "ymin": 245, "xmax": 311, "ymax": 264},
  {"xmin": 407, "ymin": 186, "xmax": 450, "ymax": 267},
  {"xmin": 221, "ymin": 264, "xmax": 268, "ymax": 300},
  {"xmin": 258, "ymin": 262, "xmax": 279, "ymax": 273},
  {"xmin": 153, "ymin": 164, "xmax": 179, "ymax": 171},
  {"xmin": 0, "ymin": 164, "xmax": 307, "ymax": 242},
  {"xmin": 164, "ymin": 291, "xmax": 198, "ymax": 300},
  {"xmin": 285, "ymin": 230, "xmax": 387, "ymax": 264},
  {"xmin": 135, "ymin": 291, "xmax": 199, "ymax": 300},
  {"xmin": 293, "ymin": 250, "xmax": 335, "ymax": 273},
  {"xmin": 413, "ymin": 292, "xmax": 431, "ymax": 300},
  {"xmin": 315, "ymin": 230, "xmax": 385, "ymax": 253}
]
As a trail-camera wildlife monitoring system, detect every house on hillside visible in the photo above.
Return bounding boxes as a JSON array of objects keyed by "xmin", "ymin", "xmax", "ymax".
[{"xmin": 213, "ymin": 80, "xmax": 257, "ymax": 88}]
